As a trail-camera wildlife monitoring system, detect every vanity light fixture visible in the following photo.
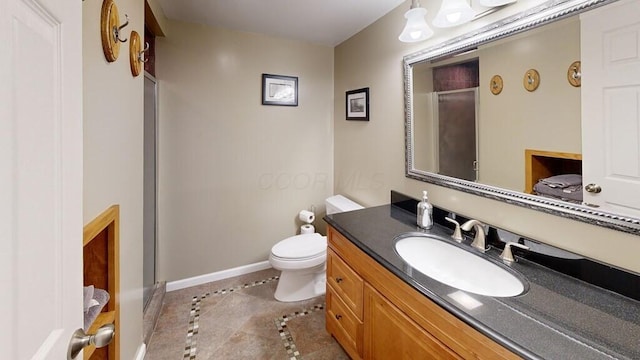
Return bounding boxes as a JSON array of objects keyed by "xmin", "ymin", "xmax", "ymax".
[
  {"xmin": 399, "ymin": 0, "xmax": 519, "ymax": 42},
  {"xmin": 433, "ymin": 0, "xmax": 475, "ymax": 28},
  {"xmin": 398, "ymin": 0, "xmax": 434, "ymax": 43}
]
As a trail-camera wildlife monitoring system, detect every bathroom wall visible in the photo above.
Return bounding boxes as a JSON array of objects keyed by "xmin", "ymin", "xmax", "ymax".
[
  {"xmin": 156, "ymin": 21, "xmax": 334, "ymax": 281},
  {"xmin": 412, "ymin": 66, "xmax": 436, "ymax": 171},
  {"xmin": 334, "ymin": 0, "xmax": 640, "ymax": 274},
  {"xmin": 83, "ymin": 0, "xmax": 144, "ymax": 358}
]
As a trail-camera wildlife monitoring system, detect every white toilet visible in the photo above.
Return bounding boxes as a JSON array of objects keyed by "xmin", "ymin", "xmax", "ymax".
[{"xmin": 269, "ymin": 195, "xmax": 364, "ymax": 302}]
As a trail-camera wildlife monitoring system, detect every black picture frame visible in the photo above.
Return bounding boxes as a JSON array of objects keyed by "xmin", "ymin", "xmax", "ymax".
[
  {"xmin": 262, "ymin": 73, "xmax": 298, "ymax": 106},
  {"xmin": 345, "ymin": 87, "xmax": 369, "ymax": 121}
]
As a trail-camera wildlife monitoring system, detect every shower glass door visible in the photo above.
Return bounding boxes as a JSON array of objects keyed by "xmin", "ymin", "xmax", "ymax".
[
  {"xmin": 436, "ymin": 88, "xmax": 478, "ymax": 182},
  {"xmin": 143, "ymin": 72, "xmax": 158, "ymax": 308}
]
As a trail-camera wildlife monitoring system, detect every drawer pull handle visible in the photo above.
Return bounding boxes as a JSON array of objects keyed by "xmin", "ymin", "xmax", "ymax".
[
  {"xmin": 335, "ymin": 314, "xmax": 342, "ymax": 320},
  {"xmin": 336, "ymin": 277, "xmax": 343, "ymax": 283}
]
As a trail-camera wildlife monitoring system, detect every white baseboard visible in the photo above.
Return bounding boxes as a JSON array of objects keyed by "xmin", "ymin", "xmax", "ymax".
[
  {"xmin": 166, "ymin": 260, "xmax": 272, "ymax": 292},
  {"xmin": 135, "ymin": 343, "xmax": 146, "ymax": 360}
]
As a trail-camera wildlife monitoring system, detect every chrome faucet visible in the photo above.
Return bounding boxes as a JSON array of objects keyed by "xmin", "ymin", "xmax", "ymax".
[{"xmin": 460, "ymin": 219, "xmax": 488, "ymax": 252}]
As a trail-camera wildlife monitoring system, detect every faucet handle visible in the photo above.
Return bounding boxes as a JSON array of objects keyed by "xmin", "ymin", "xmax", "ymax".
[
  {"xmin": 444, "ymin": 217, "xmax": 463, "ymax": 243},
  {"xmin": 500, "ymin": 242, "xmax": 530, "ymax": 264},
  {"xmin": 461, "ymin": 219, "xmax": 488, "ymax": 252}
]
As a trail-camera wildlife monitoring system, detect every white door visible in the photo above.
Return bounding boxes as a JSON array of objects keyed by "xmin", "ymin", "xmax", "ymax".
[
  {"xmin": 581, "ymin": 0, "xmax": 640, "ymax": 217},
  {"xmin": 0, "ymin": 0, "xmax": 83, "ymax": 358}
]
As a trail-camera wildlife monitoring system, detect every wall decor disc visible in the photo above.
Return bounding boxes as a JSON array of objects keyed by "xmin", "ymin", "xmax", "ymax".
[
  {"xmin": 567, "ymin": 61, "xmax": 581, "ymax": 87},
  {"xmin": 129, "ymin": 31, "xmax": 142, "ymax": 77},
  {"xmin": 490, "ymin": 75, "xmax": 503, "ymax": 95},
  {"xmin": 101, "ymin": 0, "xmax": 120, "ymax": 62},
  {"xmin": 523, "ymin": 69, "xmax": 540, "ymax": 92}
]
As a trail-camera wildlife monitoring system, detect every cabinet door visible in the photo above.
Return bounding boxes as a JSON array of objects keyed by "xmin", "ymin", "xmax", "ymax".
[{"xmin": 364, "ymin": 284, "xmax": 461, "ymax": 360}]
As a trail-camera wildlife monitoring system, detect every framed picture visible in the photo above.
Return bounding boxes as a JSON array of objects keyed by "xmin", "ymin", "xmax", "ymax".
[
  {"xmin": 262, "ymin": 73, "xmax": 298, "ymax": 106},
  {"xmin": 346, "ymin": 87, "xmax": 369, "ymax": 121}
]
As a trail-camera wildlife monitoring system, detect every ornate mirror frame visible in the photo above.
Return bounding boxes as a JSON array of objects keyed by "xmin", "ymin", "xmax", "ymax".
[{"xmin": 403, "ymin": 0, "xmax": 640, "ymax": 235}]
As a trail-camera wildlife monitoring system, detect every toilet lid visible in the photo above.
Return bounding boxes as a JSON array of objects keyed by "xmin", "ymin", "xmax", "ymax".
[{"xmin": 272, "ymin": 233, "xmax": 327, "ymax": 259}]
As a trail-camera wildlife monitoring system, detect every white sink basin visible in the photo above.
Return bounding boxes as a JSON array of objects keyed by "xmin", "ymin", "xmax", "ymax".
[{"xmin": 395, "ymin": 235, "xmax": 526, "ymax": 297}]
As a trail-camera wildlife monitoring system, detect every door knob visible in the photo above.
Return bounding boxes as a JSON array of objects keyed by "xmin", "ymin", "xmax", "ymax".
[
  {"xmin": 585, "ymin": 183, "xmax": 602, "ymax": 193},
  {"xmin": 67, "ymin": 323, "xmax": 115, "ymax": 360}
]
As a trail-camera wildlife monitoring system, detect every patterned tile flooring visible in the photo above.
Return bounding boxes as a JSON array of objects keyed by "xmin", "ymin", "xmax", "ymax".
[{"xmin": 145, "ymin": 268, "xmax": 349, "ymax": 359}]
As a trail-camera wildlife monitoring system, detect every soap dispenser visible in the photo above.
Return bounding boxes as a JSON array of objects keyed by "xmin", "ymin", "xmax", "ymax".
[{"xmin": 417, "ymin": 190, "xmax": 433, "ymax": 230}]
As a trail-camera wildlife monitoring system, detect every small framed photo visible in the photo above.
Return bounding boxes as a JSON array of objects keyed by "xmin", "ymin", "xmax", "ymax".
[
  {"xmin": 346, "ymin": 87, "xmax": 369, "ymax": 121},
  {"xmin": 262, "ymin": 73, "xmax": 298, "ymax": 106}
]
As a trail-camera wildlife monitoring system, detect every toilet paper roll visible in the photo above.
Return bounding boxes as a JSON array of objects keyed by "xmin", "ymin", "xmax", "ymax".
[
  {"xmin": 301, "ymin": 224, "xmax": 315, "ymax": 234},
  {"xmin": 298, "ymin": 210, "xmax": 315, "ymax": 224}
]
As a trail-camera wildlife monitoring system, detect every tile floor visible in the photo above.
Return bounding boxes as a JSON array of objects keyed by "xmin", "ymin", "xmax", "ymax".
[{"xmin": 145, "ymin": 268, "xmax": 349, "ymax": 359}]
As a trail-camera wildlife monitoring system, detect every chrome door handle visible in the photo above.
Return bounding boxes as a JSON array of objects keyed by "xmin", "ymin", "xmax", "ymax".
[
  {"xmin": 67, "ymin": 323, "xmax": 115, "ymax": 359},
  {"xmin": 585, "ymin": 183, "xmax": 602, "ymax": 193}
]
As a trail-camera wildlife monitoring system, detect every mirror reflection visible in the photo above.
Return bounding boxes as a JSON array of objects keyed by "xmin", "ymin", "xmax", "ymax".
[
  {"xmin": 412, "ymin": 17, "xmax": 581, "ymax": 196},
  {"xmin": 405, "ymin": 0, "xmax": 640, "ymax": 232}
]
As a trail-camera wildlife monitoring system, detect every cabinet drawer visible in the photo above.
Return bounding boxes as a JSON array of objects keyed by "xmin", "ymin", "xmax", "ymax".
[
  {"xmin": 327, "ymin": 248, "xmax": 364, "ymax": 319},
  {"xmin": 326, "ymin": 286, "xmax": 363, "ymax": 359}
]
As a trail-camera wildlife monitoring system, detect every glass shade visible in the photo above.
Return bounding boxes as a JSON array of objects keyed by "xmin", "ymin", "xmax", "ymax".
[
  {"xmin": 433, "ymin": 0, "xmax": 475, "ymax": 28},
  {"xmin": 398, "ymin": 7, "xmax": 434, "ymax": 43}
]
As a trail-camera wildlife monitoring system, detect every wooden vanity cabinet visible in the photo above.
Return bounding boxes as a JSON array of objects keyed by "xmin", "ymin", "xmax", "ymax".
[{"xmin": 326, "ymin": 226, "xmax": 519, "ymax": 360}]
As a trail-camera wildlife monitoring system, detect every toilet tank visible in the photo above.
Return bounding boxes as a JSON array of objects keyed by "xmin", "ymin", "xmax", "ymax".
[{"xmin": 325, "ymin": 195, "xmax": 364, "ymax": 215}]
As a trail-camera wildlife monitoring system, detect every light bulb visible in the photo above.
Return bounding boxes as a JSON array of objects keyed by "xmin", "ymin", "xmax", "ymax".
[
  {"xmin": 446, "ymin": 12, "xmax": 462, "ymax": 23},
  {"xmin": 433, "ymin": 0, "xmax": 475, "ymax": 28}
]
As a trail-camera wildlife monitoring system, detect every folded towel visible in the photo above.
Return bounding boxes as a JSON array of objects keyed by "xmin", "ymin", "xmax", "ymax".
[
  {"xmin": 83, "ymin": 288, "xmax": 110, "ymax": 331},
  {"xmin": 539, "ymin": 174, "xmax": 582, "ymax": 188},
  {"xmin": 534, "ymin": 182, "xmax": 583, "ymax": 203},
  {"xmin": 83, "ymin": 285, "xmax": 95, "ymax": 312}
]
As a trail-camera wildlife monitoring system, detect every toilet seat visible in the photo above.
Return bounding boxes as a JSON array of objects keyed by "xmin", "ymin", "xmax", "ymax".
[{"xmin": 271, "ymin": 233, "xmax": 326, "ymax": 260}]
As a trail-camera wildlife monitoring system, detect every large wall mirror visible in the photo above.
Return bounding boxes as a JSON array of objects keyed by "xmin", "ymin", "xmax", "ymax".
[{"xmin": 404, "ymin": 0, "xmax": 640, "ymax": 235}]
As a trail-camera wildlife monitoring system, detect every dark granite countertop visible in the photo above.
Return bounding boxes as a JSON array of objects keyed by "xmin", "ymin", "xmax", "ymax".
[{"xmin": 324, "ymin": 204, "xmax": 640, "ymax": 360}]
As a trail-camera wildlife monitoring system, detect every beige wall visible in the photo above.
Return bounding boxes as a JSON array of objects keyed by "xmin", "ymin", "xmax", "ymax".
[
  {"xmin": 83, "ymin": 0, "xmax": 144, "ymax": 358},
  {"xmin": 335, "ymin": 1, "xmax": 640, "ymax": 273},
  {"xmin": 156, "ymin": 21, "xmax": 334, "ymax": 281},
  {"xmin": 412, "ymin": 66, "xmax": 436, "ymax": 170}
]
